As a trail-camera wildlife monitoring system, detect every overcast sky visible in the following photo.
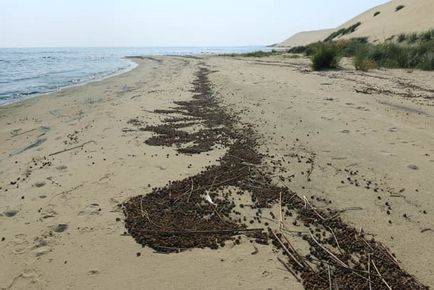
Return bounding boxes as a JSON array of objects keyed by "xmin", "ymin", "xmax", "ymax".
[{"xmin": 0, "ymin": 0, "xmax": 389, "ymax": 47}]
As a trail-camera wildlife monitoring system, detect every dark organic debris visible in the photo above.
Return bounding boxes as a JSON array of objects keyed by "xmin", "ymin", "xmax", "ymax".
[{"xmin": 122, "ymin": 66, "xmax": 427, "ymax": 289}]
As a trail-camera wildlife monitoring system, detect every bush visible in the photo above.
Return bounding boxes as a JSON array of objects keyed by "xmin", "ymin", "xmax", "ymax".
[
  {"xmin": 407, "ymin": 33, "xmax": 418, "ymax": 44},
  {"xmin": 420, "ymin": 30, "xmax": 433, "ymax": 42},
  {"xmin": 395, "ymin": 5, "xmax": 405, "ymax": 12},
  {"xmin": 373, "ymin": 11, "xmax": 381, "ymax": 17},
  {"xmin": 236, "ymin": 50, "xmax": 282, "ymax": 57},
  {"xmin": 288, "ymin": 46, "xmax": 307, "ymax": 54},
  {"xmin": 310, "ymin": 44, "xmax": 340, "ymax": 70},
  {"xmin": 397, "ymin": 34, "xmax": 406, "ymax": 43},
  {"xmin": 353, "ymin": 46, "xmax": 376, "ymax": 71}
]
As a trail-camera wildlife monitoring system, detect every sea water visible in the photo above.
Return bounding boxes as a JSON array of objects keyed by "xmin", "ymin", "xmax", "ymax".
[{"xmin": 0, "ymin": 47, "xmax": 268, "ymax": 105}]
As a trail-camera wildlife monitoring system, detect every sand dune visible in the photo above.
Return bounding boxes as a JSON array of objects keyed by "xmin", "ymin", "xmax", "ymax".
[
  {"xmin": 275, "ymin": 29, "xmax": 335, "ymax": 48},
  {"xmin": 276, "ymin": 0, "xmax": 434, "ymax": 47}
]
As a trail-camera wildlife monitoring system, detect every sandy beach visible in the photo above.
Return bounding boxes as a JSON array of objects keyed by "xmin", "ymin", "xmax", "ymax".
[{"xmin": 1, "ymin": 55, "xmax": 433, "ymax": 289}]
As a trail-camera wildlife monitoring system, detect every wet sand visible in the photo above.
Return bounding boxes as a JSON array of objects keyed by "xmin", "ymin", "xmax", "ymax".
[{"xmin": 0, "ymin": 55, "xmax": 433, "ymax": 289}]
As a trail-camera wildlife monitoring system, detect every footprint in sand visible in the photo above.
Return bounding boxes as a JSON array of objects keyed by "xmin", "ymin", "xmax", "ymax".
[
  {"xmin": 56, "ymin": 165, "xmax": 68, "ymax": 170},
  {"xmin": 78, "ymin": 204, "xmax": 101, "ymax": 217},
  {"xmin": 34, "ymin": 181, "xmax": 46, "ymax": 188},
  {"xmin": 39, "ymin": 207, "xmax": 58, "ymax": 219},
  {"xmin": 3, "ymin": 209, "xmax": 19, "ymax": 217},
  {"xmin": 408, "ymin": 164, "xmax": 419, "ymax": 170},
  {"xmin": 11, "ymin": 234, "xmax": 30, "ymax": 255}
]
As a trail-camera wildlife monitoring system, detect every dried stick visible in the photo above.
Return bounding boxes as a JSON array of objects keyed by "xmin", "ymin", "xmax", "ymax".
[
  {"xmin": 309, "ymin": 230, "xmax": 349, "ymax": 269},
  {"xmin": 279, "ymin": 192, "xmax": 283, "ymax": 230},
  {"xmin": 328, "ymin": 226, "xmax": 343, "ymax": 255},
  {"xmin": 272, "ymin": 230, "xmax": 305, "ymax": 269},
  {"xmin": 328, "ymin": 264, "xmax": 333, "ymax": 290},
  {"xmin": 49, "ymin": 140, "xmax": 96, "ymax": 156},
  {"xmin": 187, "ymin": 179, "xmax": 194, "ymax": 202},
  {"xmin": 281, "ymin": 232, "xmax": 315, "ymax": 272},
  {"xmin": 277, "ymin": 257, "xmax": 302, "ymax": 283},
  {"xmin": 368, "ymin": 253, "xmax": 372, "ymax": 290},
  {"xmin": 372, "ymin": 259, "xmax": 392, "ymax": 290}
]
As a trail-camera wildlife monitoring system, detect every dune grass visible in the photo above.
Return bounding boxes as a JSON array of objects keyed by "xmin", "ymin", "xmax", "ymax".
[
  {"xmin": 225, "ymin": 49, "xmax": 286, "ymax": 58},
  {"xmin": 324, "ymin": 22, "xmax": 362, "ymax": 42},
  {"xmin": 288, "ymin": 30, "xmax": 434, "ymax": 71}
]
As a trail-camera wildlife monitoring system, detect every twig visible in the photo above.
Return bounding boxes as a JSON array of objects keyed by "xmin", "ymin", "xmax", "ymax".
[
  {"xmin": 279, "ymin": 192, "xmax": 283, "ymax": 230},
  {"xmin": 368, "ymin": 253, "xmax": 372, "ymax": 290},
  {"xmin": 328, "ymin": 264, "xmax": 333, "ymax": 290},
  {"xmin": 309, "ymin": 230, "xmax": 349, "ymax": 269},
  {"xmin": 46, "ymin": 184, "xmax": 83, "ymax": 206},
  {"xmin": 303, "ymin": 196, "xmax": 327, "ymax": 220},
  {"xmin": 380, "ymin": 244, "xmax": 400, "ymax": 267},
  {"xmin": 187, "ymin": 179, "xmax": 194, "ymax": 202},
  {"xmin": 281, "ymin": 233, "xmax": 315, "ymax": 272},
  {"xmin": 49, "ymin": 140, "xmax": 96, "ymax": 156},
  {"xmin": 277, "ymin": 257, "xmax": 302, "ymax": 283},
  {"xmin": 272, "ymin": 230, "xmax": 305, "ymax": 269},
  {"xmin": 328, "ymin": 226, "xmax": 343, "ymax": 255},
  {"xmin": 372, "ymin": 259, "xmax": 393, "ymax": 290}
]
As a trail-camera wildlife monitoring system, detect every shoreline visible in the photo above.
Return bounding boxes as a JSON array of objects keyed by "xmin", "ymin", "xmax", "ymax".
[
  {"xmin": 1, "ymin": 55, "xmax": 433, "ymax": 289},
  {"xmin": 0, "ymin": 57, "xmax": 138, "ymax": 107}
]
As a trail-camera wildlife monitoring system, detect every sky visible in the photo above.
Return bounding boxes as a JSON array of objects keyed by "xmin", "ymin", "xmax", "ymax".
[{"xmin": 0, "ymin": 0, "xmax": 389, "ymax": 47}]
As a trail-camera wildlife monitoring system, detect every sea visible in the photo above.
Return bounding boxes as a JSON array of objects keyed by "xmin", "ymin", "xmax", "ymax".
[{"xmin": 0, "ymin": 47, "xmax": 269, "ymax": 105}]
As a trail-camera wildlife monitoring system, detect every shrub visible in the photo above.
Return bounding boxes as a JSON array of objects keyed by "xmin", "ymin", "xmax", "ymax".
[
  {"xmin": 420, "ymin": 30, "xmax": 433, "ymax": 42},
  {"xmin": 353, "ymin": 46, "xmax": 376, "ymax": 71},
  {"xmin": 420, "ymin": 29, "xmax": 434, "ymax": 41},
  {"xmin": 288, "ymin": 46, "xmax": 307, "ymax": 54},
  {"xmin": 310, "ymin": 44, "xmax": 340, "ymax": 70},
  {"xmin": 373, "ymin": 11, "xmax": 381, "ymax": 17},
  {"xmin": 237, "ymin": 50, "xmax": 282, "ymax": 57},
  {"xmin": 397, "ymin": 34, "xmax": 406, "ymax": 43},
  {"xmin": 395, "ymin": 5, "xmax": 405, "ymax": 12},
  {"xmin": 407, "ymin": 33, "xmax": 418, "ymax": 44}
]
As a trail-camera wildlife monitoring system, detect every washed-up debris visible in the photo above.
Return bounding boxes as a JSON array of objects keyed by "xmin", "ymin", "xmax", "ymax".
[{"xmin": 123, "ymin": 66, "xmax": 427, "ymax": 289}]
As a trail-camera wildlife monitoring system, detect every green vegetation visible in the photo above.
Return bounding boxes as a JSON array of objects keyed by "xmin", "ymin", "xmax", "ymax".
[
  {"xmin": 395, "ymin": 5, "xmax": 405, "ymax": 12},
  {"xmin": 226, "ymin": 30, "xmax": 433, "ymax": 72},
  {"xmin": 225, "ymin": 49, "xmax": 286, "ymax": 58},
  {"xmin": 310, "ymin": 43, "xmax": 340, "ymax": 71},
  {"xmin": 353, "ymin": 46, "xmax": 377, "ymax": 71},
  {"xmin": 395, "ymin": 30, "xmax": 433, "ymax": 44},
  {"xmin": 324, "ymin": 22, "xmax": 362, "ymax": 42},
  {"xmin": 373, "ymin": 11, "xmax": 381, "ymax": 17},
  {"xmin": 287, "ymin": 30, "xmax": 434, "ymax": 71}
]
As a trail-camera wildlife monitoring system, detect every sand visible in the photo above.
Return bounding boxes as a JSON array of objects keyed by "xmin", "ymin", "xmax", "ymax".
[
  {"xmin": 276, "ymin": 0, "xmax": 434, "ymax": 47},
  {"xmin": 1, "ymin": 55, "xmax": 434, "ymax": 289},
  {"xmin": 275, "ymin": 29, "xmax": 335, "ymax": 48}
]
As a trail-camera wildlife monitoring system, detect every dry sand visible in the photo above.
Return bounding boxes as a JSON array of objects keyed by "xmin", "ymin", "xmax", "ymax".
[
  {"xmin": 1, "ymin": 55, "xmax": 434, "ymax": 289},
  {"xmin": 276, "ymin": 0, "xmax": 434, "ymax": 47},
  {"xmin": 275, "ymin": 29, "xmax": 335, "ymax": 48}
]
